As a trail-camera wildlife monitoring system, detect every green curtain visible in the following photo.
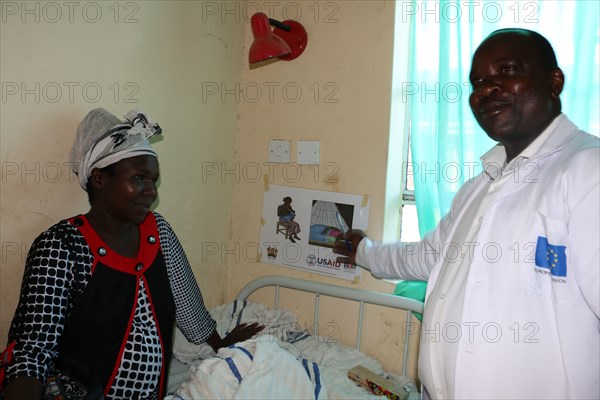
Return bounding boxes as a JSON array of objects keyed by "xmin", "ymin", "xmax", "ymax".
[{"xmin": 408, "ymin": 0, "xmax": 600, "ymax": 237}]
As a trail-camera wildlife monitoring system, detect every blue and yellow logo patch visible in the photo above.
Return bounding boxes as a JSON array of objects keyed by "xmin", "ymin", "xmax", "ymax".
[{"xmin": 535, "ymin": 236, "xmax": 567, "ymax": 277}]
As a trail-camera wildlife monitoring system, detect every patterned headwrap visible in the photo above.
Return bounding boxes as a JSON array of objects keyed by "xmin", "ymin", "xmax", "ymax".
[{"xmin": 70, "ymin": 108, "xmax": 162, "ymax": 190}]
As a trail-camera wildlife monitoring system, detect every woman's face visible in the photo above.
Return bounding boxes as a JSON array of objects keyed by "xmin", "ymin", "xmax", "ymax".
[{"xmin": 94, "ymin": 155, "xmax": 159, "ymax": 224}]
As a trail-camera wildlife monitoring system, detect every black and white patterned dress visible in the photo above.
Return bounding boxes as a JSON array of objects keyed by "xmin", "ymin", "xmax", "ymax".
[{"xmin": 2, "ymin": 212, "xmax": 216, "ymax": 399}]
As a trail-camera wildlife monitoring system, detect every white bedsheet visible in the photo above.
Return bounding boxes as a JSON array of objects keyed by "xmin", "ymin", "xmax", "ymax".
[{"xmin": 166, "ymin": 301, "xmax": 416, "ymax": 400}]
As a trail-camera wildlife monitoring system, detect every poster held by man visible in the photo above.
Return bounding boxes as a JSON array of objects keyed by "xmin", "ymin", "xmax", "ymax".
[{"xmin": 260, "ymin": 185, "xmax": 370, "ymax": 282}]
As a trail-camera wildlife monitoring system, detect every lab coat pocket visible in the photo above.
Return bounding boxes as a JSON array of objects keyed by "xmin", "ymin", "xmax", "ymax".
[{"xmin": 519, "ymin": 213, "xmax": 575, "ymax": 301}]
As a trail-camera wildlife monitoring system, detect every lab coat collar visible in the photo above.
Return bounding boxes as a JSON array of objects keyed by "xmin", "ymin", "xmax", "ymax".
[{"xmin": 480, "ymin": 114, "xmax": 576, "ymax": 181}]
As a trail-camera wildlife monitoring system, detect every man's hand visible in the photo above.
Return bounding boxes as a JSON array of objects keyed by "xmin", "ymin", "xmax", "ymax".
[{"xmin": 333, "ymin": 229, "xmax": 367, "ymax": 265}]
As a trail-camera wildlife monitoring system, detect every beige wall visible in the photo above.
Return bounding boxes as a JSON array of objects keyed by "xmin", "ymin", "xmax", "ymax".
[
  {"xmin": 0, "ymin": 0, "xmax": 242, "ymax": 338},
  {"xmin": 226, "ymin": 0, "xmax": 418, "ymax": 377},
  {"xmin": 1, "ymin": 0, "xmax": 418, "ymax": 379}
]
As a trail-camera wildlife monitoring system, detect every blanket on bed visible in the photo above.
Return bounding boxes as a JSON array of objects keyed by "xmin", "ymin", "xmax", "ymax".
[
  {"xmin": 166, "ymin": 301, "xmax": 416, "ymax": 400},
  {"xmin": 170, "ymin": 335, "xmax": 326, "ymax": 400}
]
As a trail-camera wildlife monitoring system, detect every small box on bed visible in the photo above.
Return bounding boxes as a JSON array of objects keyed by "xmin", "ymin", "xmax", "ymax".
[{"xmin": 348, "ymin": 365, "xmax": 410, "ymax": 400}]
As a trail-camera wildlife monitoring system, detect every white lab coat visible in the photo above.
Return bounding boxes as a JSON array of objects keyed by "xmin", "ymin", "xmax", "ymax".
[{"xmin": 358, "ymin": 115, "xmax": 599, "ymax": 399}]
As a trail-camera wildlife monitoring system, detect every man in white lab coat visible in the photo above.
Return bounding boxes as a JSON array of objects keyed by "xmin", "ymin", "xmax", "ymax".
[{"xmin": 335, "ymin": 28, "xmax": 599, "ymax": 399}]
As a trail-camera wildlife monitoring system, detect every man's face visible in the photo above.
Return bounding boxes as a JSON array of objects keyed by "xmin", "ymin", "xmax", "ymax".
[{"xmin": 469, "ymin": 34, "xmax": 559, "ymax": 144}]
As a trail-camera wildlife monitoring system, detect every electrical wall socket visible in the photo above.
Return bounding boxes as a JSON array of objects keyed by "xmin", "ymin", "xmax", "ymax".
[
  {"xmin": 297, "ymin": 141, "xmax": 320, "ymax": 164},
  {"xmin": 269, "ymin": 140, "xmax": 290, "ymax": 163}
]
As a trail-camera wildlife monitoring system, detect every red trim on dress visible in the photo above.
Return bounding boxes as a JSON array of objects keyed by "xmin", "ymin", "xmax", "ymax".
[
  {"xmin": 68, "ymin": 213, "xmax": 159, "ymax": 275},
  {"xmin": 104, "ymin": 276, "xmax": 140, "ymax": 397},
  {"xmin": 141, "ymin": 274, "xmax": 167, "ymax": 397},
  {"xmin": 67, "ymin": 212, "xmax": 163, "ymax": 396},
  {"xmin": 0, "ymin": 341, "xmax": 16, "ymax": 392}
]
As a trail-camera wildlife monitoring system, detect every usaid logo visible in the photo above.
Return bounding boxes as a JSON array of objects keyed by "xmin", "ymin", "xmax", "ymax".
[
  {"xmin": 306, "ymin": 254, "xmax": 341, "ymax": 268},
  {"xmin": 315, "ymin": 257, "xmax": 342, "ymax": 269}
]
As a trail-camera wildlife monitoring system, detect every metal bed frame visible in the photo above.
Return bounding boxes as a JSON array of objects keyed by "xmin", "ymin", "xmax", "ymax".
[{"xmin": 235, "ymin": 275, "xmax": 424, "ymax": 375}]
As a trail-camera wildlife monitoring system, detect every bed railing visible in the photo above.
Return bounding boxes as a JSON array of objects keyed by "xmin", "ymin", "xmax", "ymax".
[{"xmin": 235, "ymin": 275, "xmax": 424, "ymax": 375}]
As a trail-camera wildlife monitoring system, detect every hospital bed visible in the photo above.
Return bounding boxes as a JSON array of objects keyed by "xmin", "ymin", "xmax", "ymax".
[{"xmin": 165, "ymin": 275, "xmax": 424, "ymax": 399}]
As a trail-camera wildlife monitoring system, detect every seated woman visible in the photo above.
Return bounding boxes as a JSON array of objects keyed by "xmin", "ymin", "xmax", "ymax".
[
  {"xmin": 0, "ymin": 108, "xmax": 263, "ymax": 400},
  {"xmin": 277, "ymin": 197, "xmax": 301, "ymax": 243}
]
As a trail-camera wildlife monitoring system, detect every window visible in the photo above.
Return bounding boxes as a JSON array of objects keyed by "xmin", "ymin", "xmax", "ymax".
[{"xmin": 387, "ymin": 0, "xmax": 600, "ymax": 242}]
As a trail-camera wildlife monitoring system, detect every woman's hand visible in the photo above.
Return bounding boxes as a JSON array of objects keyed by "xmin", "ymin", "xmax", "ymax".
[
  {"xmin": 206, "ymin": 322, "xmax": 264, "ymax": 352},
  {"xmin": 222, "ymin": 322, "xmax": 264, "ymax": 348},
  {"xmin": 3, "ymin": 376, "xmax": 44, "ymax": 400}
]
